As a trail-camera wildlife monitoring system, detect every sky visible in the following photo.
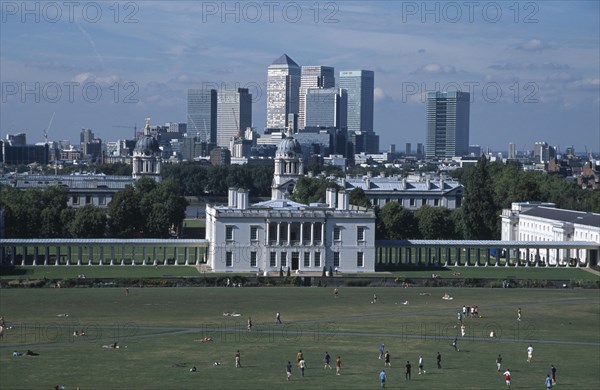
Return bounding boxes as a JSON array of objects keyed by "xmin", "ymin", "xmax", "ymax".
[{"xmin": 1, "ymin": 1, "xmax": 599, "ymax": 154}]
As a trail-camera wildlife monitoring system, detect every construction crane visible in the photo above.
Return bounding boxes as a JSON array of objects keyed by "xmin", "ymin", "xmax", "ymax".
[
  {"xmin": 43, "ymin": 112, "xmax": 55, "ymax": 144},
  {"xmin": 113, "ymin": 123, "xmax": 137, "ymax": 139}
]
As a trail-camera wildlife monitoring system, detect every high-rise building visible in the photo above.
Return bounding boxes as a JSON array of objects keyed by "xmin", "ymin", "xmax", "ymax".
[
  {"xmin": 405, "ymin": 143, "xmax": 412, "ymax": 155},
  {"xmin": 267, "ymin": 54, "xmax": 300, "ymax": 132},
  {"xmin": 304, "ymin": 88, "xmax": 347, "ymax": 130},
  {"xmin": 216, "ymin": 88, "xmax": 252, "ymax": 149},
  {"xmin": 338, "ymin": 70, "xmax": 374, "ymax": 134},
  {"xmin": 187, "ymin": 89, "xmax": 217, "ymax": 143},
  {"xmin": 299, "ymin": 66, "xmax": 335, "ymax": 129},
  {"xmin": 425, "ymin": 91, "xmax": 470, "ymax": 158},
  {"xmin": 508, "ymin": 142, "xmax": 516, "ymax": 159}
]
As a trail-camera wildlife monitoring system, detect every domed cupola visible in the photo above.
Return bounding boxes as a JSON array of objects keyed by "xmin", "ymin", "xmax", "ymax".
[
  {"xmin": 132, "ymin": 118, "xmax": 162, "ymax": 182},
  {"xmin": 271, "ymin": 126, "xmax": 304, "ymax": 200}
]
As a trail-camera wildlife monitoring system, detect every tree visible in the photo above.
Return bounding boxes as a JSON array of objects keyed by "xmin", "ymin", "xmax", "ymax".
[
  {"xmin": 349, "ymin": 187, "xmax": 370, "ymax": 208},
  {"xmin": 290, "ymin": 177, "xmax": 338, "ymax": 204},
  {"xmin": 108, "ymin": 186, "xmax": 143, "ymax": 237},
  {"xmin": 415, "ymin": 205, "xmax": 454, "ymax": 239},
  {"xmin": 69, "ymin": 205, "xmax": 107, "ymax": 238},
  {"xmin": 376, "ymin": 202, "xmax": 419, "ymax": 239},
  {"xmin": 462, "ymin": 156, "xmax": 499, "ymax": 239}
]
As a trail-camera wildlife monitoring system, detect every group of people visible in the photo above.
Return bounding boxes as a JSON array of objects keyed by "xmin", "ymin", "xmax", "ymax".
[
  {"xmin": 285, "ymin": 350, "xmax": 342, "ymax": 380},
  {"xmin": 462, "ymin": 304, "xmax": 480, "ymax": 318}
]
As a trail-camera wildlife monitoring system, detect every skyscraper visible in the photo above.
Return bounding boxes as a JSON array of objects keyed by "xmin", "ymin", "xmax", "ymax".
[
  {"xmin": 216, "ymin": 88, "xmax": 252, "ymax": 149},
  {"xmin": 338, "ymin": 70, "xmax": 374, "ymax": 134},
  {"xmin": 187, "ymin": 89, "xmax": 217, "ymax": 143},
  {"xmin": 299, "ymin": 66, "xmax": 335, "ymax": 129},
  {"xmin": 508, "ymin": 142, "xmax": 516, "ymax": 159},
  {"xmin": 425, "ymin": 91, "xmax": 470, "ymax": 158},
  {"xmin": 267, "ymin": 54, "xmax": 300, "ymax": 131},
  {"xmin": 304, "ymin": 88, "xmax": 347, "ymax": 130}
]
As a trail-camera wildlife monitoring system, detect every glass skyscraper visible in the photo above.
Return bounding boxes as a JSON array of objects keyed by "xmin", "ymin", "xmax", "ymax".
[
  {"xmin": 304, "ymin": 88, "xmax": 347, "ymax": 130},
  {"xmin": 187, "ymin": 89, "xmax": 217, "ymax": 143},
  {"xmin": 338, "ymin": 70, "xmax": 374, "ymax": 134},
  {"xmin": 425, "ymin": 91, "xmax": 470, "ymax": 158},
  {"xmin": 267, "ymin": 54, "xmax": 300, "ymax": 131},
  {"xmin": 299, "ymin": 66, "xmax": 335, "ymax": 129},
  {"xmin": 216, "ymin": 88, "xmax": 252, "ymax": 149}
]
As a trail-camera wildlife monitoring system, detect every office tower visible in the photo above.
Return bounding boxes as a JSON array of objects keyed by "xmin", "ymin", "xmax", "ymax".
[
  {"xmin": 338, "ymin": 70, "xmax": 374, "ymax": 134},
  {"xmin": 425, "ymin": 91, "xmax": 470, "ymax": 158},
  {"xmin": 187, "ymin": 89, "xmax": 217, "ymax": 143},
  {"xmin": 304, "ymin": 88, "xmax": 347, "ymax": 130},
  {"xmin": 299, "ymin": 66, "xmax": 335, "ymax": 129},
  {"xmin": 416, "ymin": 143, "xmax": 424, "ymax": 159},
  {"xmin": 216, "ymin": 88, "xmax": 252, "ymax": 149},
  {"xmin": 267, "ymin": 54, "xmax": 300, "ymax": 131},
  {"xmin": 508, "ymin": 142, "xmax": 516, "ymax": 159},
  {"xmin": 534, "ymin": 141, "xmax": 548, "ymax": 163},
  {"xmin": 80, "ymin": 128, "xmax": 94, "ymax": 144},
  {"xmin": 405, "ymin": 143, "xmax": 411, "ymax": 155}
]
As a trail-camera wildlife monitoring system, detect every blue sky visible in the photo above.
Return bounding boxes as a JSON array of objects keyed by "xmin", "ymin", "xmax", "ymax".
[{"xmin": 1, "ymin": 1, "xmax": 599, "ymax": 153}]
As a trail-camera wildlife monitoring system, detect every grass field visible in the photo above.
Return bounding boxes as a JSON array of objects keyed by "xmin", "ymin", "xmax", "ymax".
[{"xmin": 0, "ymin": 286, "xmax": 598, "ymax": 389}]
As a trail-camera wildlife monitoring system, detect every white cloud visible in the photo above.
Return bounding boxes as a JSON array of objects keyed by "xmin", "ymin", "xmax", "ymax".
[
  {"xmin": 514, "ymin": 39, "xmax": 552, "ymax": 52},
  {"xmin": 413, "ymin": 63, "xmax": 457, "ymax": 74}
]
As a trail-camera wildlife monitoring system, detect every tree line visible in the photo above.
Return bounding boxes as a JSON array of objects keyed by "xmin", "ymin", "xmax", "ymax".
[{"xmin": 1, "ymin": 177, "xmax": 187, "ymax": 238}]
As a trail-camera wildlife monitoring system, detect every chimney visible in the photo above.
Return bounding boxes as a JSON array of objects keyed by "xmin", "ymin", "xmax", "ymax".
[
  {"xmin": 401, "ymin": 178, "xmax": 406, "ymax": 190},
  {"xmin": 337, "ymin": 190, "xmax": 349, "ymax": 211},
  {"xmin": 237, "ymin": 189, "xmax": 249, "ymax": 210},
  {"xmin": 326, "ymin": 187, "xmax": 337, "ymax": 208},
  {"xmin": 228, "ymin": 188, "xmax": 238, "ymax": 208}
]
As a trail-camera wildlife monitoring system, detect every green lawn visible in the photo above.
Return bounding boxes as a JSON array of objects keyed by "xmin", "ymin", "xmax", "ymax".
[{"xmin": 1, "ymin": 287, "xmax": 598, "ymax": 389}]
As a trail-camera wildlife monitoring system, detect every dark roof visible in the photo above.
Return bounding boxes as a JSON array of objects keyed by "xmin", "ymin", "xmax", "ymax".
[
  {"xmin": 272, "ymin": 54, "xmax": 299, "ymax": 67},
  {"xmin": 521, "ymin": 207, "xmax": 600, "ymax": 228}
]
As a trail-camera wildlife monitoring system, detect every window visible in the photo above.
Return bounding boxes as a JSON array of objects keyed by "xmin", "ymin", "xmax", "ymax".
[
  {"xmin": 333, "ymin": 252, "xmax": 340, "ymax": 267},
  {"xmin": 333, "ymin": 226, "xmax": 341, "ymax": 241},
  {"xmin": 226, "ymin": 226, "xmax": 234, "ymax": 241},
  {"xmin": 99, "ymin": 196, "xmax": 106, "ymax": 205},
  {"xmin": 434, "ymin": 198, "xmax": 439, "ymax": 206},
  {"xmin": 409, "ymin": 198, "xmax": 415, "ymax": 207},
  {"xmin": 357, "ymin": 226, "xmax": 365, "ymax": 242},
  {"xmin": 250, "ymin": 226, "xmax": 258, "ymax": 241},
  {"xmin": 250, "ymin": 252, "xmax": 257, "ymax": 268},
  {"xmin": 304, "ymin": 252, "xmax": 310, "ymax": 267},
  {"xmin": 72, "ymin": 195, "xmax": 79, "ymax": 205},
  {"xmin": 226, "ymin": 252, "xmax": 233, "ymax": 267},
  {"xmin": 281, "ymin": 252, "xmax": 287, "ymax": 267},
  {"xmin": 422, "ymin": 198, "xmax": 427, "ymax": 206},
  {"xmin": 357, "ymin": 252, "xmax": 364, "ymax": 267},
  {"xmin": 270, "ymin": 252, "xmax": 277, "ymax": 267},
  {"xmin": 85, "ymin": 195, "xmax": 92, "ymax": 205},
  {"xmin": 314, "ymin": 252, "xmax": 321, "ymax": 267}
]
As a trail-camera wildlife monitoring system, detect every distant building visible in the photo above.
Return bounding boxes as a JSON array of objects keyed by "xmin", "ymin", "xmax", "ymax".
[
  {"xmin": 501, "ymin": 202, "xmax": 599, "ymax": 266},
  {"xmin": 299, "ymin": 65, "xmax": 335, "ymax": 129},
  {"xmin": 304, "ymin": 88, "xmax": 347, "ymax": 131},
  {"xmin": 216, "ymin": 88, "xmax": 252, "ymax": 149},
  {"xmin": 187, "ymin": 88, "xmax": 217, "ymax": 144},
  {"xmin": 267, "ymin": 54, "xmax": 300, "ymax": 132},
  {"xmin": 1, "ymin": 133, "xmax": 49, "ymax": 165},
  {"xmin": 205, "ymin": 131, "xmax": 376, "ymax": 273},
  {"xmin": 131, "ymin": 119, "xmax": 162, "ymax": 182},
  {"xmin": 508, "ymin": 142, "xmax": 516, "ymax": 159},
  {"xmin": 210, "ymin": 147, "xmax": 231, "ymax": 166},
  {"xmin": 337, "ymin": 174, "xmax": 464, "ymax": 209},
  {"xmin": 339, "ymin": 70, "xmax": 374, "ymax": 134},
  {"xmin": 425, "ymin": 91, "xmax": 470, "ymax": 158}
]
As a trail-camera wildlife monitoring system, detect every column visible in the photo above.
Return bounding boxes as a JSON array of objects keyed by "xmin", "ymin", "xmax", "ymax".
[
  {"xmin": 77, "ymin": 246, "xmax": 82, "ymax": 266},
  {"xmin": 320, "ymin": 223, "xmax": 325, "ymax": 246},
  {"xmin": 287, "ymin": 222, "xmax": 291, "ymax": 246},
  {"xmin": 99, "ymin": 246, "xmax": 104, "ymax": 265},
  {"xmin": 55, "ymin": 246, "xmax": 61, "ymax": 266},
  {"xmin": 185, "ymin": 247, "xmax": 190, "ymax": 265},
  {"xmin": 310, "ymin": 223, "xmax": 315, "ymax": 246},
  {"xmin": 277, "ymin": 222, "xmax": 281, "ymax": 246},
  {"xmin": 67, "ymin": 246, "xmax": 72, "ymax": 266},
  {"xmin": 33, "ymin": 247, "xmax": 39, "ymax": 266},
  {"xmin": 475, "ymin": 248, "xmax": 480, "ymax": 267},
  {"xmin": 465, "ymin": 248, "xmax": 470, "ymax": 267},
  {"xmin": 300, "ymin": 223, "xmax": 304, "ymax": 245},
  {"xmin": 21, "ymin": 246, "xmax": 27, "ymax": 266},
  {"xmin": 266, "ymin": 222, "xmax": 270, "ymax": 244},
  {"xmin": 88, "ymin": 246, "xmax": 93, "ymax": 266}
]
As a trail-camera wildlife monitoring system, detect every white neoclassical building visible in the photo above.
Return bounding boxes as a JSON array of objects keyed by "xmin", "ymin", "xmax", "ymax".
[
  {"xmin": 501, "ymin": 202, "xmax": 600, "ymax": 265},
  {"xmin": 205, "ymin": 132, "xmax": 376, "ymax": 273}
]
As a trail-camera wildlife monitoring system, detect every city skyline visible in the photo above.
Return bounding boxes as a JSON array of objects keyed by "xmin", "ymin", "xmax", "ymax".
[{"xmin": 1, "ymin": 1, "xmax": 598, "ymax": 152}]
